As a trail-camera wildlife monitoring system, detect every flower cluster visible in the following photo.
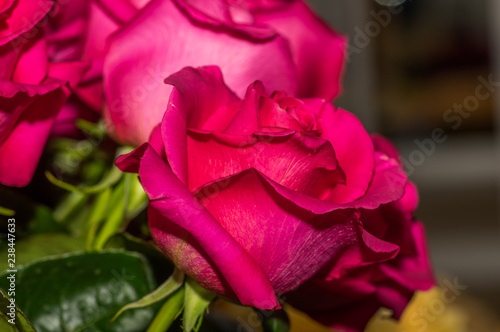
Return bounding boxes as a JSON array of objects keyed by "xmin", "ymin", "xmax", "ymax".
[{"xmin": 0, "ymin": 0, "xmax": 434, "ymax": 331}]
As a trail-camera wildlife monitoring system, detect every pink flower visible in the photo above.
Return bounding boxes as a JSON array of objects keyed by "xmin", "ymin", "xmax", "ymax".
[
  {"xmin": 116, "ymin": 66, "xmax": 409, "ymax": 310},
  {"xmin": 46, "ymin": 0, "xmax": 152, "ymax": 111},
  {"xmin": 286, "ymin": 136, "xmax": 435, "ymax": 332},
  {"xmin": 0, "ymin": 2, "xmax": 87, "ymax": 186},
  {"xmin": 104, "ymin": 0, "xmax": 346, "ymax": 146}
]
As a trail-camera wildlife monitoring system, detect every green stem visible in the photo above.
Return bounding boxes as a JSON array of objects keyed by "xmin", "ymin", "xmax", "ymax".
[{"xmin": 147, "ymin": 287, "xmax": 185, "ymax": 332}]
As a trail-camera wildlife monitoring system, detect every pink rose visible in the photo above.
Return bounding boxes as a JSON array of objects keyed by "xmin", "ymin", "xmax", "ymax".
[
  {"xmin": 46, "ymin": 0, "xmax": 152, "ymax": 111},
  {"xmin": 116, "ymin": 66, "xmax": 409, "ymax": 310},
  {"xmin": 46, "ymin": 0, "xmax": 152, "ymax": 137},
  {"xmin": 104, "ymin": 0, "xmax": 346, "ymax": 146},
  {"xmin": 286, "ymin": 136, "xmax": 435, "ymax": 332},
  {"xmin": 0, "ymin": 3, "xmax": 87, "ymax": 186}
]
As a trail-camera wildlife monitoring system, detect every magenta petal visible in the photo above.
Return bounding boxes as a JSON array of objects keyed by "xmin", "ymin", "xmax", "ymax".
[
  {"xmin": 0, "ymin": 83, "xmax": 67, "ymax": 186},
  {"xmin": 0, "ymin": 0, "xmax": 53, "ymax": 45},
  {"xmin": 12, "ymin": 35, "xmax": 48, "ymax": 85},
  {"xmin": 94, "ymin": 0, "xmax": 146, "ymax": 23},
  {"xmin": 104, "ymin": 0, "xmax": 297, "ymax": 145},
  {"xmin": 161, "ymin": 66, "xmax": 241, "ymax": 183},
  {"xmin": 348, "ymin": 152, "xmax": 407, "ymax": 210},
  {"xmin": 320, "ymin": 106, "xmax": 375, "ymax": 204},
  {"xmin": 186, "ymin": 130, "xmax": 344, "ymax": 197},
  {"xmin": 379, "ymin": 222, "xmax": 435, "ymax": 291},
  {"xmin": 195, "ymin": 168, "xmax": 361, "ymax": 295},
  {"xmin": 115, "ymin": 143, "xmax": 149, "ymax": 173},
  {"xmin": 323, "ymin": 228, "xmax": 400, "ymax": 280},
  {"xmin": 254, "ymin": 0, "xmax": 346, "ymax": 100},
  {"xmin": 136, "ymin": 144, "xmax": 279, "ymax": 309},
  {"xmin": 164, "ymin": 66, "xmax": 240, "ymax": 131},
  {"xmin": 174, "ymin": 0, "xmax": 276, "ymax": 39},
  {"xmin": 223, "ymin": 81, "xmax": 264, "ymax": 135},
  {"xmin": 0, "ymin": 0, "xmax": 15, "ymax": 13},
  {"xmin": 372, "ymin": 134, "xmax": 401, "ymax": 162}
]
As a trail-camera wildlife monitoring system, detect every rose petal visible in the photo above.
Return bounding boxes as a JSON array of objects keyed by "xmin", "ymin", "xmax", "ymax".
[
  {"xmin": 0, "ymin": 81, "xmax": 67, "ymax": 186},
  {"xmin": 0, "ymin": 0, "xmax": 15, "ymax": 14},
  {"xmin": 0, "ymin": 0, "xmax": 53, "ymax": 45},
  {"xmin": 318, "ymin": 106, "xmax": 375, "ymax": 204},
  {"xmin": 174, "ymin": 0, "xmax": 276, "ymax": 39},
  {"xmin": 253, "ymin": 0, "xmax": 346, "ymax": 100},
  {"xmin": 161, "ymin": 66, "xmax": 241, "ymax": 183},
  {"xmin": 195, "ymin": 168, "xmax": 360, "ymax": 294},
  {"xmin": 131, "ymin": 143, "xmax": 280, "ymax": 309},
  {"xmin": 11, "ymin": 33, "xmax": 48, "ymax": 85},
  {"xmin": 186, "ymin": 130, "xmax": 344, "ymax": 198},
  {"xmin": 379, "ymin": 222, "xmax": 435, "ymax": 292},
  {"xmin": 94, "ymin": 0, "xmax": 146, "ymax": 23},
  {"xmin": 223, "ymin": 81, "xmax": 264, "ymax": 135},
  {"xmin": 372, "ymin": 133, "xmax": 401, "ymax": 162},
  {"xmin": 349, "ymin": 152, "xmax": 407, "ymax": 210}
]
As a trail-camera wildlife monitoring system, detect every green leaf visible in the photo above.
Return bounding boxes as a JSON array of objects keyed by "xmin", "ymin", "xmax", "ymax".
[
  {"xmin": 27, "ymin": 205, "xmax": 67, "ymax": 234},
  {"xmin": 53, "ymin": 191, "xmax": 88, "ymax": 224},
  {"xmin": 0, "ymin": 233, "xmax": 86, "ymax": 272},
  {"xmin": 0, "ymin": 251, "xmax": 156, "ymax": 332},
  {"xmin": 183, "ymin": 278, "xmax": 216, "ymax": 332},
  {"xmin": 0, "ymin": 289, "xmax": 35, "ymax": 332},
  {"xmin": 147, "ymin": 287, "xmax": 185, "ymax": 332},
  {"xmin": 113, "ymin": 268, "xmax": 184, "ymax": 321},
  {"xmin": 86, "ymin": 188, "xmax": 112, "ymax": 250},
  {"xmin": 79, "ymin": 166, "xmax": 123, "ymax": 195},
  {"xmin": 75, "ymin": 119, "xmax": 106, "ymax": 136},
  {"xmin": 93, "ymin": 177, "xmax": 127, "ymax": 250},
  {"xmin": 103, "ymin": 233, "xmax": 175, "ymax": 283},
  {"xmin": 45, "ymin": 166, "xmax": 123, "ymax": 195},
  {"xmin": 125, "ymin": 174, "xmax": 148, "ymax": 219}
]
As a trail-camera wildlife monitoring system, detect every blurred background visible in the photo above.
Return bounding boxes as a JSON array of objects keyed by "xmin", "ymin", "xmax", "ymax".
[{"xmin": 308, "ymin": 0, "xmax": 500, "ymax": 329}]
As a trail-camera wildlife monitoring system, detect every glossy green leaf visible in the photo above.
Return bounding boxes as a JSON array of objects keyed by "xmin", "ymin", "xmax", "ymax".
[
  {"xmin": 103, "ymin": 233, "xmax": 175, "ymax": 283},
  {"xmin": 183, "ymin": 278, "xmax": 216, "ymax": 332},
  {"xmin": 0, "ymin": 233, "xmax": 86, "ymax": 272},
  {"xmin": 0, "ymin": 251, "xmax": 156, "ymax": 332},
  {"xmin": 0, "ymin": 289, "xmax": 35, "ymax": 332},
  {"xmin": 113, "ymin": 268, "xmax": 184, "ymax": 321}
]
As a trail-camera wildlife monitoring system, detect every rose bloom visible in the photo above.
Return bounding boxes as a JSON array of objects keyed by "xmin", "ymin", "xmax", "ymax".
[
  {"xmin": 115, "ymin": 66, "xmax": 428, "ymax": 311},
  {"xmin": 46, "ymin": 0, "xmax": 152, "ymax": 111},
  {"xmin": 47, "ymin": 0, "xmax": 153, "ymax": 136},
  {"xmin": 0, "ymin": 0, "xmax": 87, "ymax": 186},
  {"xmin": 104, "ymin": 0, "xmax": 346, "ymax": 146},
  {"xmin": 286, "ymin": 138, "xmax": 434, "ymax": 331}
]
